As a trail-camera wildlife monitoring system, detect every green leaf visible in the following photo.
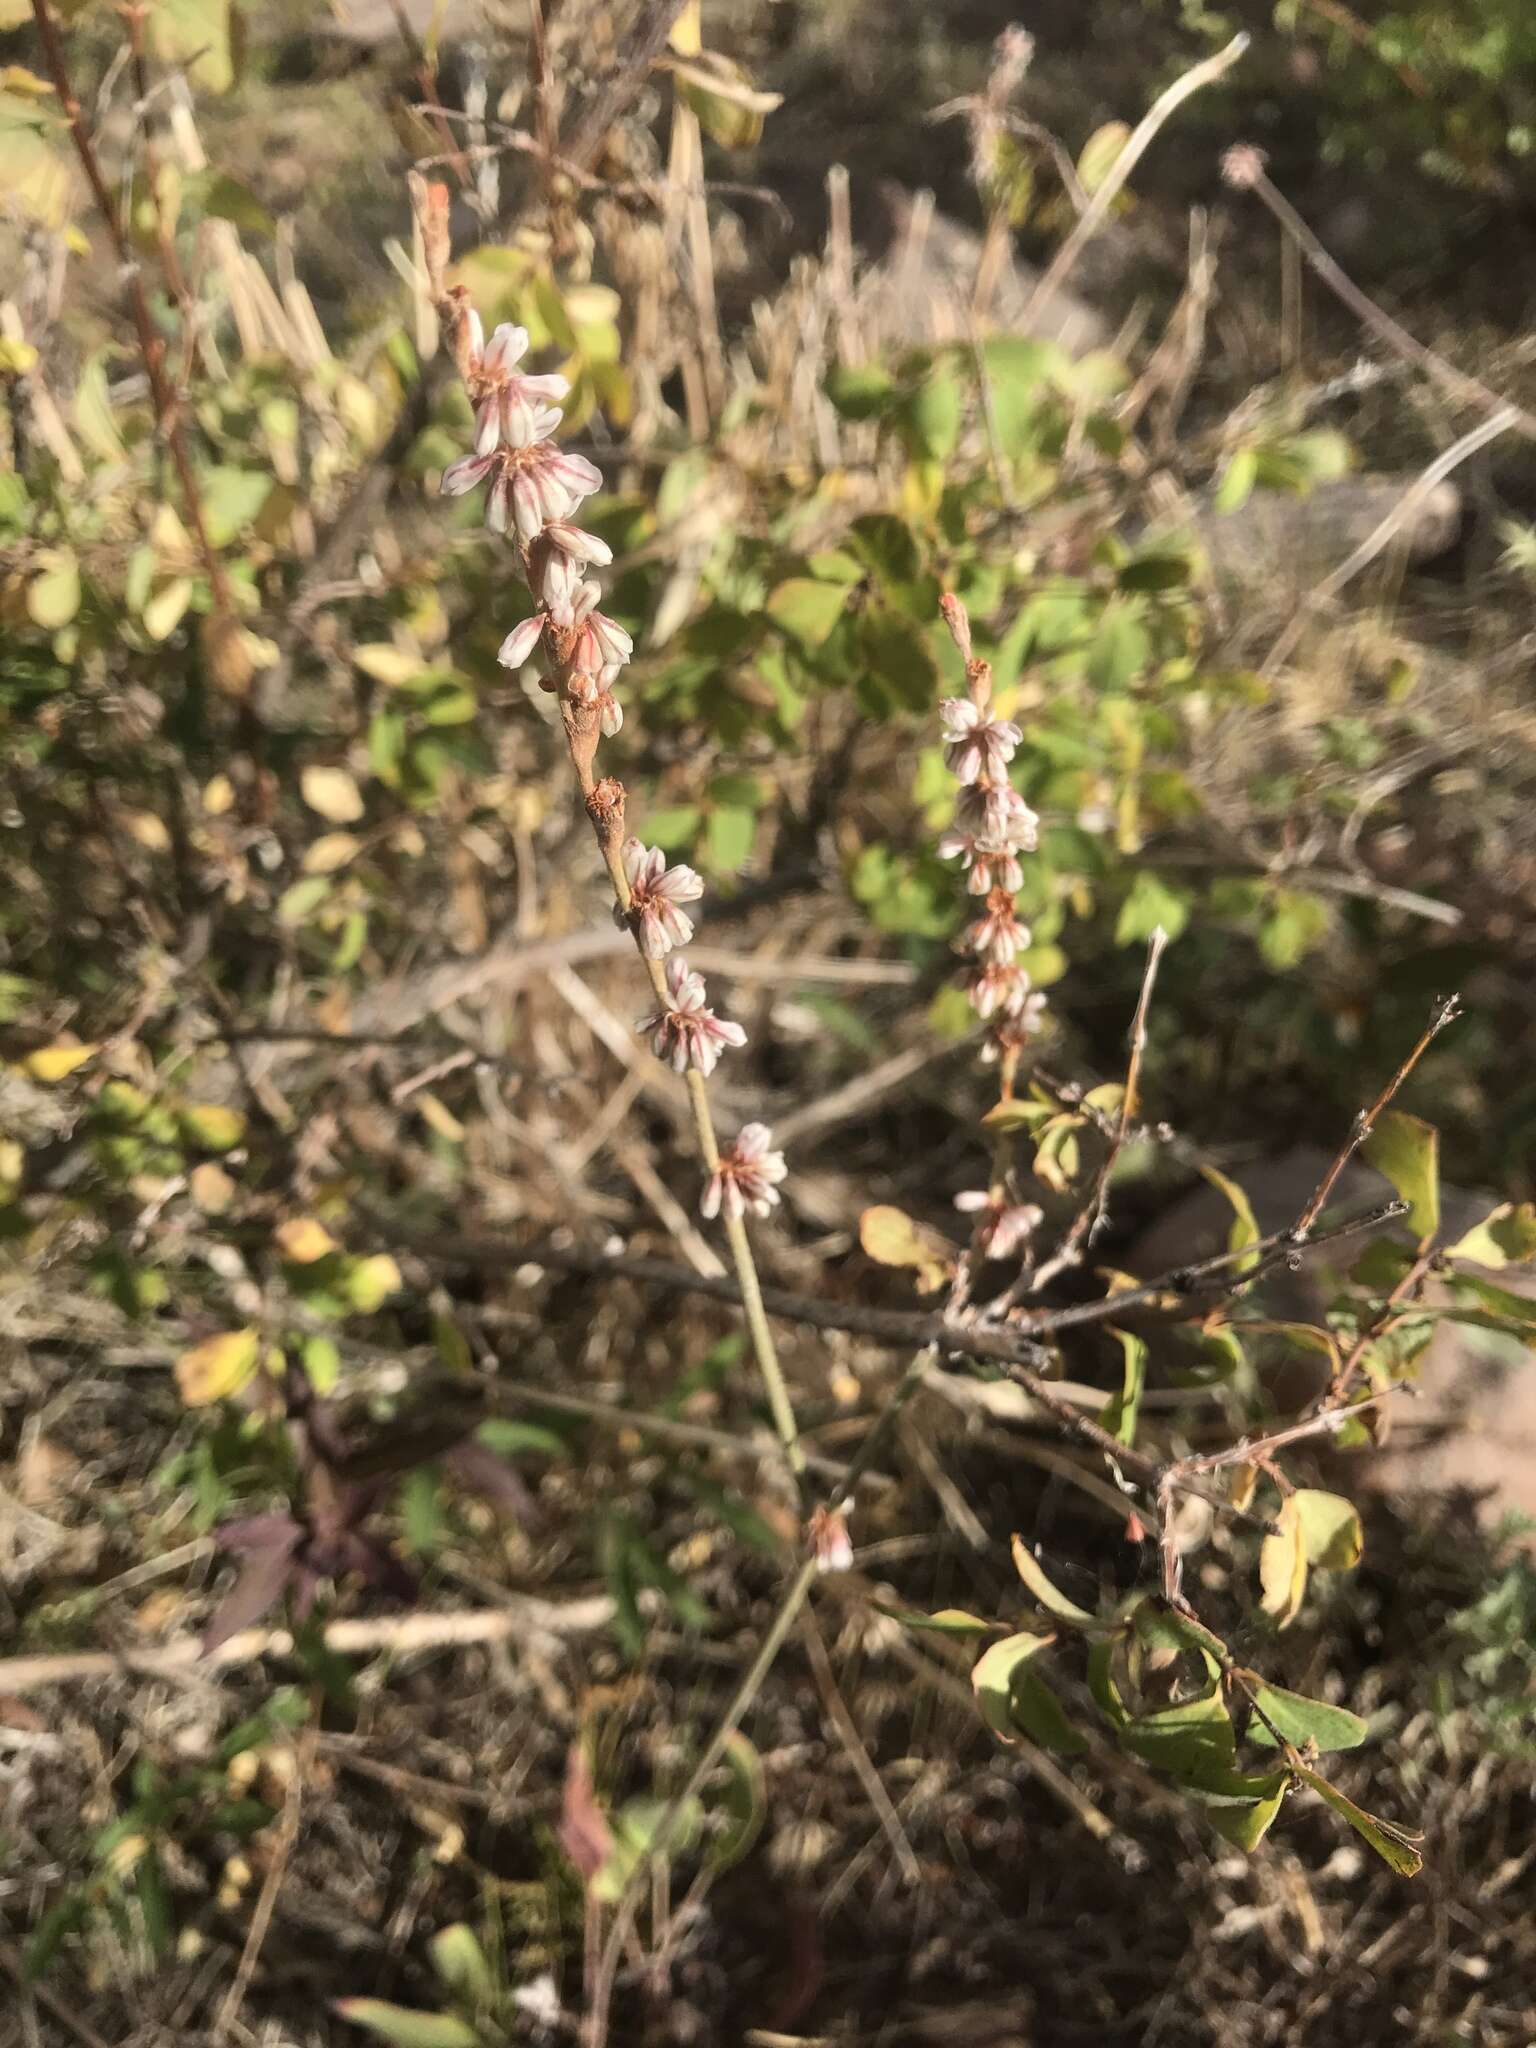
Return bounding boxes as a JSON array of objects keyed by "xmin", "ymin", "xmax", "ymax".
[
  {"xmin": 1115, "ymin": 872, "xmax": 1190, "ymax": 946},
  {"xmin": 704, "ymin": 803, "xmax": 755, "ymax": 874},
  {"xmin": 428, "ymin": 1924, "xmax": 492, "ymax": 2002},
  {"xmin": 1086, "ymin": 600, "xmax": 1151, "ymax": 690},
  {"xmin": 1293, "ymin": 1488, "xmax": 1364, "ymax": 1571},
  {"xmin": 1182, "ymin": 1762, "xmax": 1288, "ymax": 1851},
  {"xmin": 1213, "ymin": 445, "xmax": 1258, "ymax": 513},
  {"xmin": 1200, "ymin": 1165, "xmax": 1261, "ymax": 1275},
  {"xmin": 332, "ymin": 2001, "xmax": 478, "ymax": 2048},
  {"xmin": 1245, "ymin": 1683, "xmax": 1369, "ymax": 1753},
  {"xmin": 1099, "ymin": 1328, "xmax": 1146, "ymax": 1446},
  {"xmin": 1010, "ymin": 1666, "xmax": 1089, "ymax": 1755},
  {"xmin": 199, "ymin": 467, "xmax": 271, "ymax": 547},
  {"xmin": 150, "ymin": 0, "xmax": 238, "ymax": 94},
  {"xmin": 641, "ymin": 805, "xmax": 701, "ymax": 851},
  {"xmin": 1122, "ymin": 1685, "xmax": 1236, "ymax": 1776},
  {"xmin": 765, "ymin": 576, "xmax": 849, "ymax": 650},
  {"xmin": 861, "ymin": 605, "xmax": 939, "ymax": 713},
  {"xmin": 1257, "ymin": 887, "xmax": 1330, "ymax": 970},
  {"xmin": 1362, "ymin": 1107, "xmax": 1439, "ymax": 1237},
  {"xmin": 1446, "ymin": 1202, "xmax": 1536, "ymax": 1269},
  {"xmin": 705, "ymin": 1731, "xmax": 766, "ymax": 1874},
  {"xmin": 824, "ymin": 362, "xmax": 897, "ymax": 420},
  {"xmin": 1118, "ymin": 550, "xmax": 1192, "ymax": 593},
  {"xmin": 971, "ymin": 1630, "xmax": 1051, "ymax": 1740},
  {"xmin": 185, "ymin": 170, "xmax": 274, "ymax": 237},
  {"xmin": 1010, "ymin": 1532, "xmax": 1100, "ymax": 1627},
  {"xmin": 884, "ymin": 1606, "xmax": 1003, "ymax": 1638},
  {"xmin": 1291, "ymin": 1766, "xmax": 1424, "ymax": 1877},
  {"xmin": 904, "ymin": 366, "xmax": 963, "ymax": 461}
]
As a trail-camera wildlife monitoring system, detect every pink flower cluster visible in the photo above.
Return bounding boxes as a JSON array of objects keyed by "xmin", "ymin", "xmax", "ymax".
[
  {"xmin": 439, "ymin": 297, "xmax": 759, "ymax": 1199},
  {"xmin": 935, "ymin": 606, "xmax": 1045, "ymax": 1046}
]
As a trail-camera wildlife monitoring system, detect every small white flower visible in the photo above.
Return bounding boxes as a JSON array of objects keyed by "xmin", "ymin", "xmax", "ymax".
[
  {"xmin": 640, "ymin": 958, "xmax": 746, "ymax": 1076},
  {"xmin": 965, "ymin": 960, "xmax": 1035, "ymax": 1021},
  {"xmin": 617, "ymin": 838, "xmax": 704, "ymax": 958},
  {"xmin": 701, "ymin": 1121, "xmax": 787, "ymax": 1221},
  {"xmin": 962, "ymin": 894, "xmax": 1032, "ymax": 966},
  {"xmin": 955, "ymin": 779, "xmax": 1038, "ymax": 848},
  {"xmin": 941, "ymin": 697, "xmax": 1021, "ymax": 785},
  {"xmin": 807, "ymin": 1503, "xmax": 853, "ymax": 1574},
  {"xmin": 954, "ymin": 1190, "xmax": 1042, "ymax": 1261},
  {"xmin": 563, "ymin": 579, "xmax": 633, "ymax": 676},
  {"xmin": 938, "ymin": 831, "xmax": 1026, "ymax": 897}
]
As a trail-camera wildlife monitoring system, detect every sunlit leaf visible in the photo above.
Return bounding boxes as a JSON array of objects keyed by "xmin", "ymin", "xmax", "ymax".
[
  {"xmin": 20, "ymin": 1040, "xmax": 97, "ymax": 1082},
  {"xmin": 174, "ymin": 1328, "xmax": 260, "ymax": 1407},
  {"xmin": 858, "ymin": 1204, "xmax": 956, "ymax": 1294},
  {"xmin": 1010, "ymin": 1532, "xmax": 1101, "ymax": 1627},
  {"xmin": 301, "ymin": 766, "xmax": 366, "ymax": 825},
  {"xmin": 1362, "ymin": 1108, "xmax": 1439, "ymax": 1237},
  {"xmin": 1200, "ymin": 1164, "xmax": 1260, "ymax": 1274},
  {"xmin": 276, "ymin": 1218, "xmax": 339, "ymax": 1265},
  {"xmin": 1099, "ymin": 1327, "xmax": 1146, "ymax": 1446},
  {"xmin": 1446, "ymin": 1202, "xmax": 1536, "ymax": 1269},
  {"xmin": 1293, "ymin": 1488, "xmax": 1363, "ymax": 1571},
  {"xmin": 332, "ymin": 2001, "xmax": 477, "ymax": 2048},
  {"xmin": 176, "ymin": 1103, "xmax": 246, "ymax": 1152},
  {"xmin": 1292, "ymin": 1766, "xmax": 1424, "ymax": 1877},
  {"xmin": 1245, "ymin": 1682, "xmax": 1369, "ymax": 1753},
  {"xmin": 428, "ymin": 1924, "xmax": 492, "ymax": 2002},
  {"xmin": 1259, "ymin": 1494, "xmax": 1308, "ymax": 1628}
]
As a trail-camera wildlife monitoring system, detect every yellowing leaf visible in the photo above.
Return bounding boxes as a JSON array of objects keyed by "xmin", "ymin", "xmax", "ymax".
[
  {"xmin": 203, "ymin": 774, "xmax": 235, "ymax": 816},
  {"xmin": 176, "ymin": 1103, "xmax": 247, "ymax": 1152},
  {"xmin": 1077, "ymin": 119, "xmax": 1131, "ymax": 194},
  {"xmin": 26, "ymin": 549, "xmax": 80, "ymax": 629},
  {"xmin": 21, "ymin": 1041, "xmax": 98, "ymax": 1083},
  {"xmin": 766, "ymin": 577, "xmax": 849, "ymax": 651},
  {"xmin": 1445, "ymin": 1202, "xmax": 1536, "ymax": 1269},
  {"xmin": 1259, "ymin": 1494, "xmax": 1308, "ymax": 1629},
  {"xmin": 353, "ymin": 643, "xmax": 426, "ymax": 687},
  {"xmin": 275, "ymin": 1217, "xmax": 338, "ymax": 1264},
  {"xmin": 303, "ymin": 832, "xmax": 362, "ymax": 875},
  {"xmin": 344, "ymin": 1253, "xmax": 401, "ymax": 1311},
  {"xmin": 858, "ymin": 1204, "xmax": 956, "ymax": 1294},
  {"xmin": 142, "ymin": 575, "xmax": 193, "ymax": 642},
  {"xmin": 1293, "ymin": 1488, "xmax": 1363, "ymax": 1571},
  {"xmin": 174, "ymin": 1328, "xmax": 260, "ymax": 1406},
  {"xmin": 300, "ymin": 766, "xmax": 365, "ymax": 824},
  {"xmin": 189, "ymin": 1162, "xmax": 236, "ymax": 1212},
  {"xmin": 417, "ymin": 1092, "xmax": 466, "ymax": 1142},
  {"xmin": 1200, "ymin": 1164, "xmax": 1260, "ymax": 1275},
  {"xmin": 1292, "ymin": 1766, "xmax": 1424, "ymax": 1877},
  {"xmin": 123, "ymin": 809, "xmax": 172, "ymax": 851}
]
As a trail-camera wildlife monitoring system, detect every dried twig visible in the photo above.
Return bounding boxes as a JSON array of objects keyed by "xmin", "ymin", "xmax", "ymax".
[{"xmin": 1021, "ymin": 33, "xmax": 1249, "ymax": 334}]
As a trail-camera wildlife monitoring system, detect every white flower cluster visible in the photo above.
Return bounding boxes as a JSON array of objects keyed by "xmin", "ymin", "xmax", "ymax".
[{"xmin": 439, "ymin": 302, "xmax": 775, "ymax": 1219}]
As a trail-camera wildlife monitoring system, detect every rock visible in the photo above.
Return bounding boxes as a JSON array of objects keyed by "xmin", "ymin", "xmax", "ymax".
[
  {"xmin": 1182, "ymin": 476, "xmax": 1463, "ymax": 591},
  {"xmin": 854, "ymin": 191, "xmax": 1108, "ymax": 358},
  {"xmin": 1128, "ymin": 1148, "xmax": 1536, "ymax": 1536}
]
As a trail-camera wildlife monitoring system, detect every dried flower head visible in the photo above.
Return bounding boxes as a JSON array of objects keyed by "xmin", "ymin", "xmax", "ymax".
[
  {"xmin": 701, "ymin": 1121, "xmax": 787, "ymax": 1221},
  {"xmin": 939, "ymin": 592, "xmax": 973, "ymax": 662},
  {"xmin": 641, "ymin": 957, "xmax": 747, "ymax": 1076},
  {"xmin": 1221, "ymin": 142, "xmax": 1268, "ymax": 191},
  {"xmin": 617, "ymin": 838, "xmax": 704, "ymax": 958},
  {"xmin": 981, "ymin": 992, "xmax": 1049, "ymax": 1060}
]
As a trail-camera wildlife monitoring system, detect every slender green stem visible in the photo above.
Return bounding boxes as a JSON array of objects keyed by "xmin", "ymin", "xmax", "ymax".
[{"xmin": 583, "ymin": 758, "xmax": 804, "ymax": 1485}]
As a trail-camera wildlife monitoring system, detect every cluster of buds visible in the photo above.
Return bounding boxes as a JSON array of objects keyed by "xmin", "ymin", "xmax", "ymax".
[
  {"xmin": 936, "ymin": 595, "xmax": 1046, "ymax": 1045},
  {"xmin": 437, "ymin": 288, "xmax": 776, "ymax": 1223}
]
